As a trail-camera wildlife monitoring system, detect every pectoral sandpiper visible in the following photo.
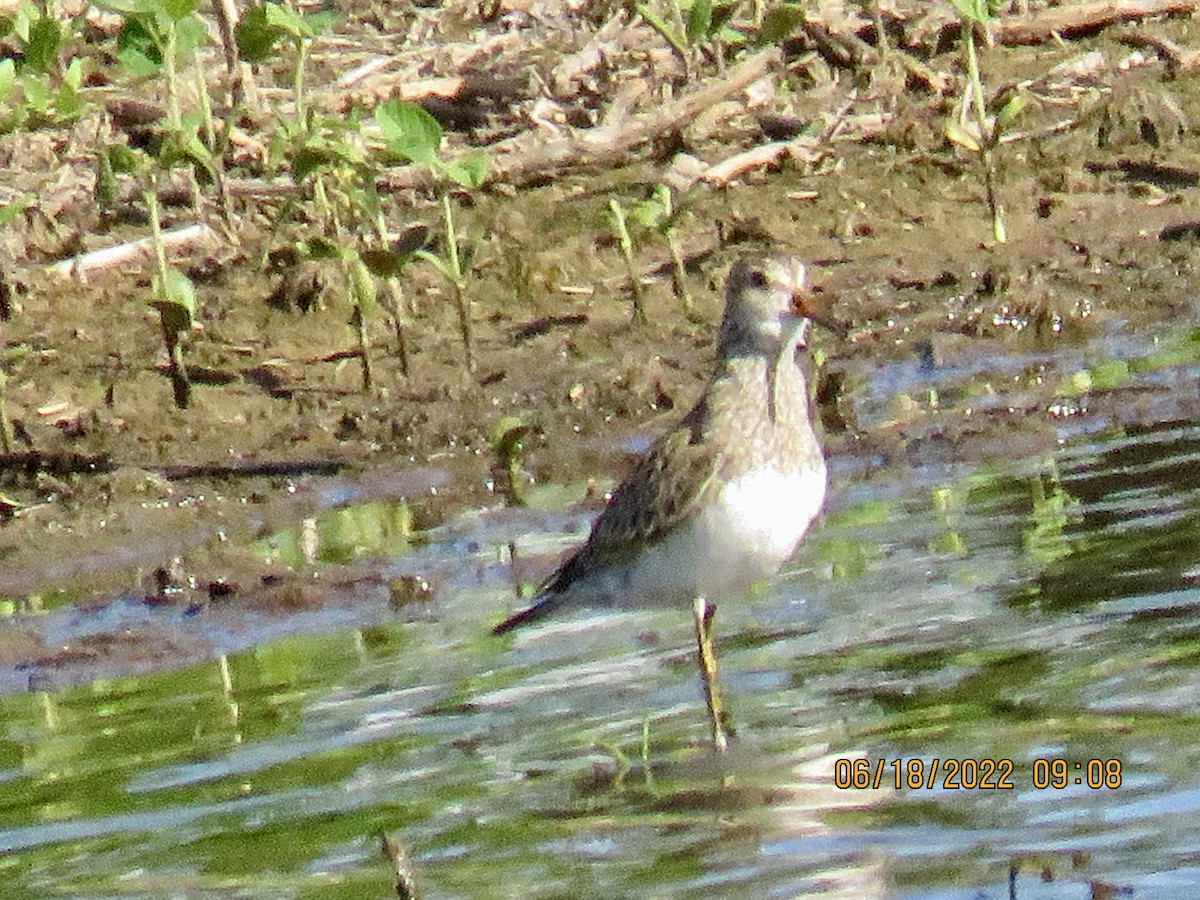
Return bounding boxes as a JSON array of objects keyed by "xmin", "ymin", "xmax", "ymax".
[{"xmin": 494, "ymin": 253, "xmax": 836, "ymax": 751}]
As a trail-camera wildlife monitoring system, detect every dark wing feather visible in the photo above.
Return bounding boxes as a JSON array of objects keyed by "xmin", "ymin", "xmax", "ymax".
[{"xmin": 542, "ymin": 402, "xmax": 728, "ymax": 595}]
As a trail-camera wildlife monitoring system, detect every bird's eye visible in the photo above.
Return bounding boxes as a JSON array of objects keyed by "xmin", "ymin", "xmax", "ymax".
[{"xmin": 747, "ymin": 269, "xmax": 768, "ymax": 288}]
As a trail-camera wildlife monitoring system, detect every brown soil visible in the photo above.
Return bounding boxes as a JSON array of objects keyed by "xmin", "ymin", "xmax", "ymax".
[{"xmin": 3, "ymin": 0, "xmax": 1200, "ymax": 687}]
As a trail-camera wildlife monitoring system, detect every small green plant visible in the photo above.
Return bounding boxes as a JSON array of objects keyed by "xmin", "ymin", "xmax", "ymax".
[
  {"xmin": 416, "ymin": 191, "xmax": 480, "ymax": 371},
  {"xmin": 943, "ymin": 0, "xmax": 1026, "ymax": 244},
  {"xmin": 635, "ymin": 0, "xmax": 742, "ymax": 74},
  {"xmin": 487, "ymin": 415, "xmax": 528, "ymax": 507},
  {"xmin": 755, "ymin": 3, "xmax": 807, "ymax": 45},
  {"xmin": 145, "ymin": 187, "xmax": 198, "ymax": 408},
  {"xmin": 359, "ymin": 223, "xmax": 429, "ymax": 379},
  {"xmin": 607, "ymin": 198, "xmax": 647, "ymax": 325},
  {"xmin": 0, "ymin": 4, "xmax": 86, "ymax": 131},
  {"xmin": 627, "ymin": 183, "xmax": 694, "ymax": 318},
  {"xmin": 235, "ymin": 1, "xmax": 335, "ymax": 134},
  {"xmin": 0, "ymin": 369, "xmax": 12, "ymax": 454},
  {"xmin": 233, "ymin": 1, "xmax": 339, "ymax": 231},
  {"xmin": 105, "ymin": 0, "xmax": 206, "ymax": 133},
  {"xmin": 104, "ymin": 0, "xmax": 222, "ymax": 210},
  {"xmin": 95, "ymin": 143, "xmax": 145, "ymax": 217},
  {"xmin": 249, "ymin": 73, "xmax": 383, "ymax": 391},
  {"xmin": 286, "ymin": 234, "xmax": 379, "ymax": 392},
  {"xmin": 376, "ymin": 99, "xmax": 488, "ymax": 372}
]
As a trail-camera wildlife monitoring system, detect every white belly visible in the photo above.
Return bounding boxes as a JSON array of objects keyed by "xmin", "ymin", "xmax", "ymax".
[{"xmin": 595, "ymin": 463, "xmax": 827, "ymax": 608}]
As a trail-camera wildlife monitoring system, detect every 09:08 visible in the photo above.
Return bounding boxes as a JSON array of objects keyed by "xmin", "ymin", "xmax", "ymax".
[{"xmin": 1033, "ymin": 758, "xmax": 1122, "ymax": 789}]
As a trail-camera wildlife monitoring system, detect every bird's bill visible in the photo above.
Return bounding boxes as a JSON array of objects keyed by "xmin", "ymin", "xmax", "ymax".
[{"xmin": 790, "ymin": 287, "xmax": 848, "ymax": 338}]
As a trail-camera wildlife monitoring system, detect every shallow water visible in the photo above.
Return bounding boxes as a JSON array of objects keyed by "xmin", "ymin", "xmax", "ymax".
[{"xmin": 5, "ymin": 333, "xmax": 1200, "ymax": 898}]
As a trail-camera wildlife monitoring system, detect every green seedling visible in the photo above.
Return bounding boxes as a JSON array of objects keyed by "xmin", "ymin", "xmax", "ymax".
[
  {"xmin": 487, "ymin": 415, "xmax": 529, "ymax": 507},
  {"xmin": 103, "ymin": 0, "xmax": 221, "ymax": 211},
  {"xmin": 235, "ymin": 1, "xmax": 335, "ymax": 134},
  {"xmin": 256, "ymin": 90, "xmax": 383, "ymax": 390},
  {"xmin": 359, "ymin": 223, "xmax": 429, "ymax": 378},
  {"xmin": 323, "ymin": 146, "xmax": 429, "ymax": 381},
  {"xmin": 635, "ymin": 0, "xmax": 742, "ymax": 74},
  {"xmin": 942, "ymin": 0, "xmax": 1025, "ymax": 244},
  {"xmin": 756, "ymin": 2, "xmax": 806, "ymax": 44},
  {"xmin": 608, "ymin": 198, "xmax": 648, "ymax": 325},
  {"xmin": 0, "ymin": 5, "xmax": 86, "ymax": 131},
  {"xmin": 295, "ymin": 235, "xmax": 378, "ymax": 391},
  {"xmin": 0, "ymin": 369, "xmax": 12, "ymax": 454},
  {"xmin": 415, "ymin": 192, "xmax": 479, "ymax": 371},
  {"xmin": 95, "ymin": 142, "xmax": 145, "ymax": 216},
  {"xmin": 628, "ymin": 183, "xmax": 695, "ymax": 318},
  {"xmin": 105, "ymin": 0, "xmax": 207, "ymax": 131},
  {"xmin": 376, "ymin": 99, "xmax": 488, "ymax": 372},
  {"xmin": 145, "ymin": 188, "xmax": 198, "ymax": 408}
]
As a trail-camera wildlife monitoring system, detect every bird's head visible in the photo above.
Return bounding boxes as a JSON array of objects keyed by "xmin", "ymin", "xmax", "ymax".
[{"xmin": 719, "ymin": 254, "xmax": 842, "ymax": 357}]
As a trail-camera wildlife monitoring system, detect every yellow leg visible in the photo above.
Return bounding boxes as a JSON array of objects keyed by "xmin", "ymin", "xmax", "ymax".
[{"xmin": 692, "ymin": 596, "xmax": 730, "ymax": 752}]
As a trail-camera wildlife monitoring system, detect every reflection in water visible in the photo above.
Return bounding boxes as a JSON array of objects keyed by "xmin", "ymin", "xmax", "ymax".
[
  {"xmin": 4, "ymin": 411, "xmax": 1200, "ymax": 895},
  {"xmin": 1016, "ymin": 420, "xmax": 1200, "ymax": 610}
]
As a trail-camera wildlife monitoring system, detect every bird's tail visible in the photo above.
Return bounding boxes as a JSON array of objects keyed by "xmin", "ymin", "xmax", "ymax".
[{"xmin": 491, "ymin": 594, "xmax": 565, "ymax": 635}]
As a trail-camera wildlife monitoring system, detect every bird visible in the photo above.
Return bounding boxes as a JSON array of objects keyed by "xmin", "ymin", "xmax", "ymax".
[{"xmin": 493, "ymin": 253, "xmax": 836, "ymax": 751}]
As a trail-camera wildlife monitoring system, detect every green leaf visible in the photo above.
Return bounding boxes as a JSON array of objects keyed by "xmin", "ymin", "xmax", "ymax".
[
  {"xmin": 686, "ymin": 0, "xmax": 713, "ymax": 43},
  {"xmin": 264, "ymin": 2, "xmax": 333, "ymax": 39},
  {"xmin": 360, "ymin": 248, "xmax": 403, "ymax": 278},
  {"xmin": 995, "ymin": 93, "xmax": 1029, "ymax": 132},
  {"xmin": 304, "ymin": 8, "xmax": 336, "ymax": 37},
  {"xmin": 629, "ymin": 183, "xmax": 672, "ymax": 230},
  {"xmin": 716, "ymin": 24, "xmax": 744, "ymax": 44},
  {"xmin": 375, "ymin": 99, "xmax": 442, "ymax": 166},
  {"xmin": 359, "ymin": 227, "xmax": 427, "ymax": 276},
  {"xmin": 0, "ymin": 58, "xmax": 15, "ymax": 98},
  {"xmin": 63, "ymin": 56, "xmax": 84, "ymax": 90},
  {"xmin": 107, "ymin": 142, "xmax": 143, "ymax": 174},
  {"xmin": 948, "ymin": 0, "xmax": 992, "ymax": 22},
  {"xmin": 290, "ymin": 145, "xmax": 326, "ymax": 181},
  {"xmin": 348, "ymin": 257, "xmax": 377, "ymax": 315},
  {"xmin": 20, "ymin": 75, "xmax": 50, "ymax": 114},
  {"xmin": 438, "ymin": 152, "xmax": 487, "ymax": 189},
  {"xmin": 116, "ymin": 18, "xmax": 163, "ymax": 74},
  {"xmin": 264, "ymin": 2, "xmax": 305, "ymax": 37},
  {"xmin": 757, "ymin": 2, "xmax": 806, "ymax": 45},
  {"xmin": 24, "ymin": 16, "xmax": 61, "ymax": 73},
  {"xmin": 234, "ymin": 6, "xmax": 280, "ymax": 61},
  {"xmin": 174, "ymin": 14, "xmax": 208, "ymax": 61},
  {"xmin": 0, "ymin": 196, "xmax": 32, "ymax": 228},
  {"xmin": 635, "ymin": 4, "xmax": 685, "ymax": 58},
  {"xmin": 54, "ymin": 76, "xmax": 83, "ymax": 121},
  {"xmin": 944, "ymin": 119, "xmax": 981, "ymax": 152},
  {"xmin": 116, "ymin": 45, "xmax": 160, "ymax": 76},
  {"xmin": 160, "ymin": 0, "xmax": 198, "ymax": 21},
  {"xmin": 300, "ymin": 236, "xmax": 345, "ymax": 261},
  {"xmin": 96, "ymin": 150, "xmax": 117, "ymax": 206},
  {"xmin": 11, "ymin": 3, "xmax": 37, "ymax": 42},
  {"xmin": 150, "ymin": 268, "xmax": 197, "ymax": 334},
  {"xmin": 182, "ymin": 131, "xmax": 216, "ymax": 181}
]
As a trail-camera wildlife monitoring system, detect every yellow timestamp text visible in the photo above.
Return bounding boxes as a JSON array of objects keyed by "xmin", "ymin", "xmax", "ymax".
[{"xmin": 833, "ymin": 757, "xmax": 1123, "ymax": 791}]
